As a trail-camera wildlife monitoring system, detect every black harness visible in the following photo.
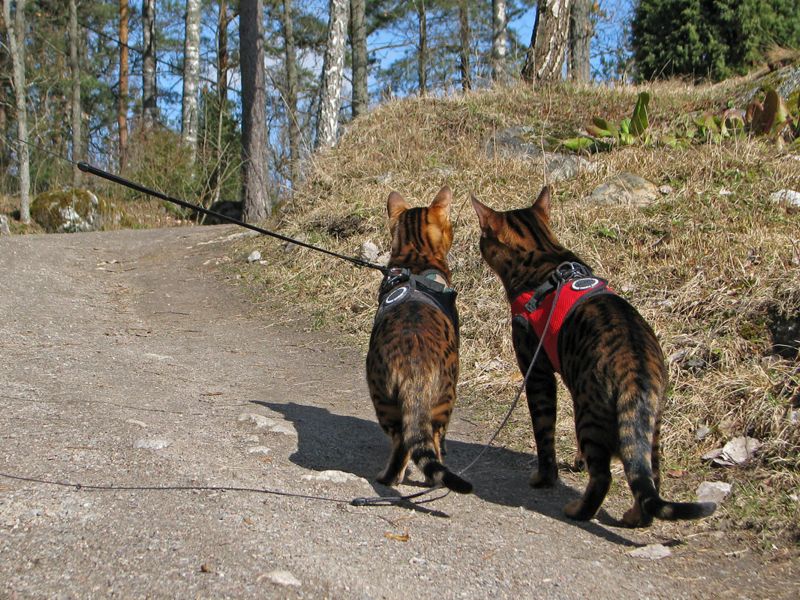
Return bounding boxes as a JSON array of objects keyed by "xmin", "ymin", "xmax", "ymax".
[{"xmin": 374, "ymin": 267, "xmax": 459, "ymax": 329}]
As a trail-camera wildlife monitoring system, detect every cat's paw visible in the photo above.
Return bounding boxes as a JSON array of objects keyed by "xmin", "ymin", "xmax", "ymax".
[
  {"xmin": 563, "ymin": 499, "xmax": 594, "ymax": 521},
  {"xmin": 529, "ymin": 469, "xmax": 558, "ymax": 488},
  {"xmin": 622, "ymin": 505, "xmax": 653, "ymax": 528}
]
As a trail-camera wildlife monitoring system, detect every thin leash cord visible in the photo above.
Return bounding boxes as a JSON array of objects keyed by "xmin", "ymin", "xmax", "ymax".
[
  {"xmin": 456, "ymin": 281, "xmax": 565, "ymax": 477},
  {"xmin": 350, "ymin": 281, "xmax": 564, "ymax": 507},
  {"xmin": 1, "ymin": 133, "xmax": 388, "ymax": 274},
  {"xmin": 76, "ymin": 162, "xmax": 388, "ymax": 273}
]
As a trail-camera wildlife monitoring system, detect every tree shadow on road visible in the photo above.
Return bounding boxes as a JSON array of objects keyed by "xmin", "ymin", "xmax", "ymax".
[{"xmin": 256, "ymin": 400, "xmax": 641, "ymax": 547}]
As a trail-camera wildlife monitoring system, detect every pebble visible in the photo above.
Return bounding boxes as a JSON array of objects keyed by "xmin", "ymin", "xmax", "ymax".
[
  {"xmin": 125, "ymin": 419, "xmax": 148, "ymax": 428},
  {"xmin": 769, "ymin": 189, "xmax": 800, "ymax": 208},
  {"xmin": 133, "ymin": 438, "xmax": 171, "ymax": 450},
  {"xmin": 247, "ymin": 446, "xmax": 271, "ymax": 455},
  {"xmin": 301, "ymin": 470, "xmax": 362, "ymax": 484},
  {"xmin": 266, "ymin": 570, "xmax": 301, "ymax": 587},
  {"xmin": 246, "ymin": 250, "xmax": 262, "ymax": 263},
  {"xmin": 697, "ymin": 481, "xmax": 732, "ymax": 504},
  {"xmin": 628, "ymin": 544, "xmax": 671, "ymax": 560}
]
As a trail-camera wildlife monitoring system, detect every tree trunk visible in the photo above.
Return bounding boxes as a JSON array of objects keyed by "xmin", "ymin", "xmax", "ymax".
[
  {"xmin": 69, "ymin": 0, "xmax": 82, "ymax": 187},
  {"xmin": 118, "ymin": 0, "xmax": 129, "ymax": 170},
  {"xmin": 181, "ymin": 0, "xmax": 201, "ymax": 162},
  {"xmin": 350, "ymin": 0, "xmax": 367, "ymax": 118},
  {"xmin": 142, "ymin": 0, "xmax": 157, "ymax": 128},
  {"xmin": 239, "ymin": 0, "xmax": 271, "ymax": 221},
  {"xmin": 458, "ymin": 0, "xmax": 471, "ymax": 92},
  {"xmin": 3, "ymin": 0, "xmax": 30, "ymax": 224},
  {"xmin": 282, "ymin": 0, "xmax": 300, "ymax": 185},
  {"xmin": 521, "ymin": 0, "xmax": 571, "ymax": 83},
  {"xmin": 568, "ymin": 0, "xmax": 592, "ymax": 82},
  {"xmin": 491, "ymin": 0, "xmax": 508, "ymax": 83},
  {"xmin": 417, "ymin": 1, "xmax": 427, "ymax": 95},
  {"xmin": 315, "ymin": 0, "xmax": 349, "ymax": 150},
  {"xmin": 209, "ymin": 0, "xmax": 229, "ymax": 207}
]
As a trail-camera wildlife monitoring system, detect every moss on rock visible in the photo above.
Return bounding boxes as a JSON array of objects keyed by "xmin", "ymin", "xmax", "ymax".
[{"xmin": 31, "ymin": 189, "xmax": 122, "ymax": 233}]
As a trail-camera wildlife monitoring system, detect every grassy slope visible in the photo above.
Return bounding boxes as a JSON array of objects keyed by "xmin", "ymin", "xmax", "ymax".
[{"xmin": 232, "ymin": 81, "xmax": 799, "ymax": 548}]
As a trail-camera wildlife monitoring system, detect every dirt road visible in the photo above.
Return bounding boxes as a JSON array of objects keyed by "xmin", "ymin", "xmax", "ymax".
[{"xmin": 1, "ymin": 226, "xmax": 797, "ymax": 599}]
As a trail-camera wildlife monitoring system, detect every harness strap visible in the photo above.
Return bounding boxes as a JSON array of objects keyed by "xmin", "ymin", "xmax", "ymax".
[{"xmin": 511, "ymin": 262, "xmax": 614, "ymax": 373}]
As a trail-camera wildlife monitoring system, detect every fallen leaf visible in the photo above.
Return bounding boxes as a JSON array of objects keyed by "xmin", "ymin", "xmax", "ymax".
[
  {"xmin": 384, "ymin": 531, "xmax": 409, "ymax": 542},
  {"xmin": 200, "ymin": 563, "xmax": 213, "ymax": 573},
  {"xmin": 667, "ymin": 469, "xmax": 687, "ymax": 478}
]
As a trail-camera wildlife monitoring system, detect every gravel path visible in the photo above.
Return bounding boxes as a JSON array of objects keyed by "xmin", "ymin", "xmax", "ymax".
[{"xmin": 1, "ymin": 226, "xmax": 797, "ymax": 599}]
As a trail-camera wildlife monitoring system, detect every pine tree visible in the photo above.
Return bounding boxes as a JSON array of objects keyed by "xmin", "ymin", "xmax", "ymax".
[{"xmin": 632, "ymin": 0, "xmax": 800, "ymax": 81}]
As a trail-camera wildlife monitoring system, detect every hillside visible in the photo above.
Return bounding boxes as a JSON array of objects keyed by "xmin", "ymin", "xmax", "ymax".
[{"xmin": 229, "ymin": 81, "xmax": 799, "ymax": 548}]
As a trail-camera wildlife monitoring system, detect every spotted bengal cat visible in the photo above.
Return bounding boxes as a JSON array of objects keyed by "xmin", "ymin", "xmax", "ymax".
[
  {"xmin": 471, "ymin": 186, "xmax": 715, "ymax": 526},
  {"xmin": 366, "ymin": 187, "xmax": 472, "ymax": 494}
]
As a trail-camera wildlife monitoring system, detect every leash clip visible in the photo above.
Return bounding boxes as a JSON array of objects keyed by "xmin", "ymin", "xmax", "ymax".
[
  {"xmin": 379, "ymin": 267, "xmax": 410, "ymax": 296},
  {"xmin": 552, "ymin": 261, "xmax": 591, "ymax": 284}
]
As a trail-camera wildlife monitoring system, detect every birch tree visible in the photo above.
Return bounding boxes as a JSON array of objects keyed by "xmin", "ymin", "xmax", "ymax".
[
  {"xmin": 118, "ymin": 0, "xmax": 129, "ymax": 169},
  {"xmin": 2, "ymin": 0, "xmax": 30, "ymax": 224},
  {"xmin": 521, "ymin": 0, "xmax": 572, "ymax": 83},
  {"xmin": 491, "ymin": 0, "xmax": 508, "ymax": 82},
  {"xmin": 350, "ymin": 0, "xmax": 367, "ymax": 118},
  {"xmin": 282, "ymin": 0, "xmax": 300, "ymax": 184},
  {"xmin": 69, "ymin": 0, "xmax": 82, "ymax": 186},
  {"xmin": 568, "ymin": 0, "xmax": 592, "ymax": 82},
  {"xmin": 181, "ymin": 0, "xmax": 201, "ymax": 162},
  {"xmin": 240, "ymin": 0, "xmax": 271, "ymax": 220},
  {"xmin": 315, "ymin": 0, "xmax": 349, "ymax": 150},
  {"xmin": 142, "ymin": 0, "xmax": 157, "ymax": 128},
  {"xmin": 416, "ymin": 1, "xmax": 427, "ymax": 95}
]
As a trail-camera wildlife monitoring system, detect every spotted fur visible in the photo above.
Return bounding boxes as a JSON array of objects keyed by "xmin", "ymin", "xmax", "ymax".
[
  {"xmin": 472, "ymin": 187, "xmax": 715, "ymax": 526},
  {"xmin": 366, "ymin": 187, "xmax": 472, "ymax": 494}
]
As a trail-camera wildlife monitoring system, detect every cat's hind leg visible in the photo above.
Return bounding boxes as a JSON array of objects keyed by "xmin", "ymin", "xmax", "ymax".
[
  {"xmin": 377, "ymin": 432, "xmax": 410, "ymax": 485},
  {"xmin": 563, "ymin": 441, "xmax": 611, "ymax": 520}
]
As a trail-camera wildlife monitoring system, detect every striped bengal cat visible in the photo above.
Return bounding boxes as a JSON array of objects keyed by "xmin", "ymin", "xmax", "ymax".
[
  {"xmin": 471, "ymin": 186, "xmax": 715, "ymax": 526},
  {"xmin": 366, "ymin": 187, "xmax": 472, "ymax": 494}
]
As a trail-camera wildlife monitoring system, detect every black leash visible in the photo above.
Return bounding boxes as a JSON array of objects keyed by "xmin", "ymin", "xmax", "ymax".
[{"xmin": 77, "ymin": 162, "xmax": 390, "ymax": 274}]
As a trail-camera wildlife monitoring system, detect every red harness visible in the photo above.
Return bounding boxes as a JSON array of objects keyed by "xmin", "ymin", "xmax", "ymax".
[{"xmin": 511, "ymin": 270, "xmax": 614, "ymax": 373}]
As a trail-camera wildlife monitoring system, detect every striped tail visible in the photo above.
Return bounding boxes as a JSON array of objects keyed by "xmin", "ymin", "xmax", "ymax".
[
  {"xmin": 631, "ymin": 476, "xmax": 717, "ymax": 521},
  {"xmin": 409, "ymin": 444, "xmax": 473, "ymax": 494}
]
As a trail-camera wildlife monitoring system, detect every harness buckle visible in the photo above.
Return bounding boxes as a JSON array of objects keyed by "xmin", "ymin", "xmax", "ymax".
[{"xmin": 552, "ymin": 261, "xmax": 591, "ymax": 284}]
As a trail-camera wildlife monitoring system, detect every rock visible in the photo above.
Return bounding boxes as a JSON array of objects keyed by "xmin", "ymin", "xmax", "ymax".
[
  {"xmin": 695, "ymin": 425, "xmax": 711, "ymax": 441},
  {"xmin": 125, "ymin": 419, "xmax": 148, "ymax": 429},
  {"xmin": 246, "ymin": 250, "xmax": 262, "ymax": 263},
  {"xmin": 360, "ymin": 241, "xmax": 381, "ymax": 263},
  {"xmin": 719, "ymin": 188, "xmax": 734, "ymax": 197},
  {"xmin": 281, "ymin": 234, "xmax": 308, "ymax": 253},
  {"xmin": 741, "ymin": 65, "xmax": 800, "ymax": 105},
  {"xmin": 485, "ymin": 126, "xmax": 594, "ymax": 182},
  {"xmin": 265, "ymin": 570, "xmax": 301, "ymax": 587},
  {"xmin": 586, "ymin": 172, "xmax": 659, "ymax": 207},
  {"xmin": 769, "ymin": 189, "xmax": 800, "ymax": 210},
  {"xmin": 697, "ymin": 481, "xmax": 732, "ymax": 505},
  {"xmin": 0, "ymin": 214, "xmax": 10, "ymax": 235},
  {"xmin": 247, "ymin": 446, "xmax": 271, "ymax": 455},
  {"xmin": 31, "ymin": 189, "xmax": 121, "ymax": 233},
  {"xmin": 301, "ymin": 470, "xmax": 363, "ymax": 484},
  {"xmin": 133, "ymin": 438, "xmax": 171, "ymax": 450},
  {"xmin": 628, "ymin": 544, "xmax": 671, "ymax": 560},
  {"xmin": 269, "ymin": 422, "xmax": 297, "ymax": 436},
  {"xmin": 658, "ymin": 185, "xmax": 674, "ymax": 196},
  {"xmin": 238, "ymin": 413, "xmax": 275, "ymax": 429}
]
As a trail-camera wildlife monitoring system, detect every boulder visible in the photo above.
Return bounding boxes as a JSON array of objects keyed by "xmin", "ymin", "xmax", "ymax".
[
  {"xmin": 31, "ymin": 189, "xmax": 120, "ymax": 233},
  {"xmin": 485, "ymin": 126, "xmax": 595, "ymax": 182},
  {"xmin": 586, "ymin": 172, "xmax": 660, "ymax": 207}
]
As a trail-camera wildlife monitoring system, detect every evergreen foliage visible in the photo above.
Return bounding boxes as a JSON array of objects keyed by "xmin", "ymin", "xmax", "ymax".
[{"xmin": 631, "ymin": 0, "xmax": 800, "ymax": 81}]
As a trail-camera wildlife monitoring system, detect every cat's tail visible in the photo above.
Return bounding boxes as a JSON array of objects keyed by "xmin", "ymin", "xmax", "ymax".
[
  {"xmin": 629, "ymin": 476, "xmax": 716, "ymax": 521},
  {"xmin": 402, "ymin": 402, "xmax": 472, "ymax": 494}
]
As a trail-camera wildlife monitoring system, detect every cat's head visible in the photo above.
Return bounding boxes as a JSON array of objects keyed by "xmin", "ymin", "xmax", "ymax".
[
  {"xmin": 471, "ymin": 186, "xmax": 566, "ymax": 290},
  {"xmin": 386, "ymin": 186, "xmax": 454, "ymax": 275}
]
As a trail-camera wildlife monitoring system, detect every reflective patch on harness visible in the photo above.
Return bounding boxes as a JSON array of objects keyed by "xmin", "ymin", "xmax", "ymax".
[
  {"xmin": 384, "ymin": 285, "xmax": 409, "ymax": 305},
  {"xmin": 571, "ymin": 277, "xmax": 600, "ymax": 291}
]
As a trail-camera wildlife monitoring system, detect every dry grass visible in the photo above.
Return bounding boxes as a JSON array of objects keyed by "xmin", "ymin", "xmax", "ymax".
[{"xmin": 230, "ymin": 81, "xmax": 800, "ymax": 548}]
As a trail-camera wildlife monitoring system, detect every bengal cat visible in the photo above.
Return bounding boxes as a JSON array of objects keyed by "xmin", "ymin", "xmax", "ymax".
[
  {"xmin": 366, "ymin": 187, "xmax": 472, "ymax": 494},
  {"xmin": 471, "ymin": 186, "xmax": 715, "ymax": 526}
]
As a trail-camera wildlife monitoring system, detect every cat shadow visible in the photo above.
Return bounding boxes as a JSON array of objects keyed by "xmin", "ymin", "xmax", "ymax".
[{"xmin": 256, "ymin": 400, "xmax": 641, "ymax": 547}]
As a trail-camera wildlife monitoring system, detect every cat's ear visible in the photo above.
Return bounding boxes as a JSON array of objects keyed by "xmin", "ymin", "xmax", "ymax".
[
  {"xmin": 532, "ymin": 186, "xmax": 552, "ymax": 218},
  {"xmin": 471, "ymin": 195, "xmax": 500, "ymax": 235},
  {"xmin": 387, "ymin": 191, "xmax": 410, "ymax": 227},
  {"xmin": 430, "ymin": 186, "xmax": 452, "ymax": 213}
]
